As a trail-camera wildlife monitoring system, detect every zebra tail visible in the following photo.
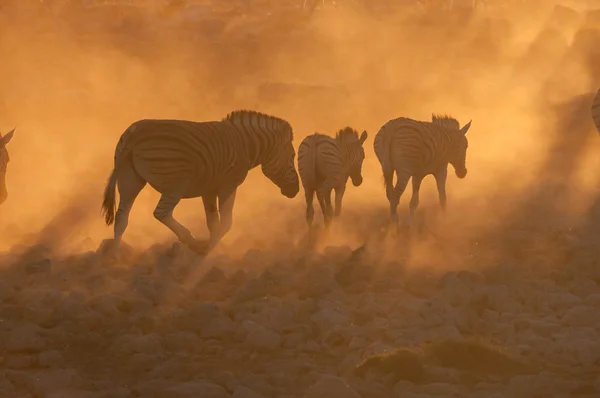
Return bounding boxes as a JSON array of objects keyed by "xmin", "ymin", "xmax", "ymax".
[
  {"xmin": 101, "ymin": 168, "xmax": 118, "ymax": 226},
  {"xmin": 101, "ymin": 125, "xmax": 137, "ymax": 226}
]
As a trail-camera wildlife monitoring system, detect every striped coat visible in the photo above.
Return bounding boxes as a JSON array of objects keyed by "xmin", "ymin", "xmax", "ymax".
[
  {"xmin": 297, "ymin": 127, "xmax": 368, "ymax": 231},
  {"xmin": 593, "ymin": 88, "xmax": 600, "ymax": 133},
  {"xmin": 101, "ymin": 110, "xmax": 299, "ymax": 255},
  {"xmin": 373, "ymin": 114, "xmax": 471, "ymax": 227},
  {"xmin": 0, "ymin": 128, "xmax": 15, "ymax": 206}
]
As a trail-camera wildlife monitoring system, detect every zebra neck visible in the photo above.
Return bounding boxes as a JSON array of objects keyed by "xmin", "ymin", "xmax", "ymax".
[{"xmin": 238, "ymin": 129, "xmax": 278, "ymax": 168}]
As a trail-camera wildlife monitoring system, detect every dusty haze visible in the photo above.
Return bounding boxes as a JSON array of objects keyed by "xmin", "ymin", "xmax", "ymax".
[{"xmin": 1, "ymin": 1, "xmax": 598, "ymax": 266}]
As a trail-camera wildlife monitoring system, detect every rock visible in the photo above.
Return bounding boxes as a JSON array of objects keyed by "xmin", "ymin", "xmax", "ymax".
[
  {"xmin": 303, "ymin": 375, "xmax": 361, "ymax": 398},
  {"xmin": 311, "ymin": 308, "xmax": 349, "ymax": 334},
  {"xmin": 162, "ymin": 381, "xmax": 228, "ymax": 398},
  {"xmin": 0, "ymin": 280, "xmax": 16, "ymax": 301},
  {"xmin": 47, "ymin": 390, "xmax": 95, "ymax": 398},
  {"xmin": 24, "ymin": 258, "xmax": 52, "ymax": 275},
  {"xmin": 245, "ymin": 325, "xmax": 282, "ymax": 351},
  {"xmin": 164, "ymin": 332, "xmax": 200, "ymax": 352},
  {"xmin": 562, "ymin": 306, "xmax": 600, "ymax": 327},
  {"xmin": 111, "ymin": 333, "xmax": 163, "ymax": 355},
  {"xmin": 4, "ymin": 324, "xmax": 46, "ymax": 353},
  {"xmin": 3, "ymin": 354, "xmax": 36, "ymax": 369},
  {"xmin": 232, "ymin": 385, "xmax": 266, "ymax": 398},
  {"xmin": 201, "ymin": 315, "xmax": 237, "ymax": 340},
  {"xmin": 31, "ymin": 369, "xmax": 86, "ymax": 397}
]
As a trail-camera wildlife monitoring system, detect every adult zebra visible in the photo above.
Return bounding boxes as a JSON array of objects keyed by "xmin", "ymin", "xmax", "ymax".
[
  {"xmin": 0, "ymin": 128, "xmax": 16, "ymax": 206},
  {"xmin": 373, "ymin": 114, "xmax": 472, "ymax": 230},
  {"xmin": 593, "ymin": 88, "xmax": 600, "ymax": 133},
  {"xmin": 297, "ymin": 127, "xmax": 368, "ymax": 233},
  {"xmin": 101, "ymin": 110, "xmax": 300, "ymax": 255}
]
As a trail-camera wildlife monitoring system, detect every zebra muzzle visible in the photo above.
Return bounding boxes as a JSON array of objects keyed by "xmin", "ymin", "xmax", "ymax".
[{"xmin": 455, "ymin": 168, "xmax": 467, "ymax": 179}]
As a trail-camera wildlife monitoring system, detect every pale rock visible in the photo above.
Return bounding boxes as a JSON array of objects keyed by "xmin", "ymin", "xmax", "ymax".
[
  {"xmin": 0, "ymin": 280, "xmax": 16, "ymax": 301},
  {"xmin": 562, "ymin": 306, "xmax": 600, "ymax": 327},
  {"xmin": 113, "ymin": 333, "xmax": 163, "ymax": 355},
  {"xmin": 362, "ymin": 341, "xmax": 394, "ymax": 359},
  {"xmin": 162, "ymin": 381, "xmax": 228, "ymax": 398},
  {"xmin": 303, "ymin": 375, "xmax": 361, "ymax": 398},
  {"xmin": 311, "ymin": 308, "xmax": 349, "ymax": 333},
  {"xmin": 0, "ymin": 378, "xmax": 16, "ymax": 396},
  {"xmin": 571, "ymin": 341, "xmax": 600, "ymax": 367},
  {"xmin": 548, "ymin": 293, "xmax": 583, "ymax": 312},
  {"xmin": 304, "ymin": 341, "xmax": 322, "ymax": 353},
  {"xmin": 25, "ymin": 258, "xmax": 52, "ymax": 274},
  {"xmin": 189, "ymin": 302, "xmax": 221, "ymax": 322},
  {"xmin": 584, "ymin": 293, "xmax": 600, "ymax": 307},
  {"xmin": 232, "ymin": 385, "xmax": 266, "ymax": 398},
  {"xmin": 439, "ymin": 272, "xmax": 470, "ymax": 306},
  {"xmin": 164, "ymin": 332, "xmax": 200, "ymax": 352},
  {"xmin": 421, "ymin": 382, "xmax": 462, "ymax": 396},
  {"xmin": 201, "ymin": 315, "xmax": 237, "ymax": 340},
  {"xmin": 47, "ymin": 390, "xmax": 94, "ymax": 398},
  {"xmin": 245, "ymin": 325, "xmax": 282, "ymax": 351},
  {"xmin": 213, "ymin": 370, "xmax": 237, "ymax": 392},
  {"xmin": 338, "ymin": 353, "xmax": 362, "ymax": 376},
  {"xmin": 529, "ymin": 320, "xmax": 561, "ymax": 338},
  {"xmin": 5, "ymin": 324, "xmax": 46, "ymax": 353},
  {"xmin": 31, "ymin": 369, "xmax": 86, "ymax": 397},
  {"xmin": 90, "ymin": 386, "xmax": 132, "ymax": 398},
  {"xmin": 349, "ymin": 336, "xmax": 368, "ymax": 350}
]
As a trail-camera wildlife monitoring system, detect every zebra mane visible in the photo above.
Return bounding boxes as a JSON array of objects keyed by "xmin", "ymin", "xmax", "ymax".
[
  {"xmin": 431, "ymin": 114, "xmax": 461, "ymax": 130},
  {"xmin": 335, "ymin": 126, "xmax": 359, "ymax": 142},
  {"xmin": 223, "ymin": 109, "xmax": 293, "ymax": 139}
]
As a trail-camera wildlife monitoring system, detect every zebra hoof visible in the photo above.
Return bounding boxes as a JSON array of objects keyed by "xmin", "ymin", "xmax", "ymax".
[{"xmin": 187, "ymin": 240, "xmax": 211, "ymax": 256}]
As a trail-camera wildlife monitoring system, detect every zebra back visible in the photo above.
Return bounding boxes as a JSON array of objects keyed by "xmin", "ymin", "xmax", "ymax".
[
  {"xmin": 593, "ymin": 89, "xmax": 600, "ymax": 133},
  {"xmin": 298, "ymin": 133, "xmax": 344, "ymax": 190}
]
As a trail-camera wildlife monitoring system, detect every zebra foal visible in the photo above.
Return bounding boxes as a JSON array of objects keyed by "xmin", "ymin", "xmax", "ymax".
[
  {"xmin": 0, "ymin": 128, "xmax": 16, "ymax": 206},
  {"xmin": 101, "ymin": 110, "xmax": 300, "ymax": 255},
  {"xmin": 593, "ymin": 88, "xmax": 600, "ymax": 133},
  {"xmin": 297, "ymin": 127, "xmax": 368, "ymax": 233},
  {"xmin": 373, "ymin": 114, "xmax": 472, "ymax": 229}
]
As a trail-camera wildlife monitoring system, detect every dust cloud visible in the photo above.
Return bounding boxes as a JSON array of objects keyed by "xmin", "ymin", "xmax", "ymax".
[{"xmin": 1, "ymin": 1, "xmax": 600, "ymax": 397}]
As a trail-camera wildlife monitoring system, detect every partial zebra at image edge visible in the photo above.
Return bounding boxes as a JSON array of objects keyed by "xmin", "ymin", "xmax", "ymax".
[{"xmin": 593, "ymin": 88, "xmax": 600, "ymax": 134}]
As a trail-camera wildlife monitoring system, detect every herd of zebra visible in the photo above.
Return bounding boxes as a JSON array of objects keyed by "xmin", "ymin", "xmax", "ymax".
[{"xmin": 1, "ymin": 89, "xmax": 600, "ymax": 255}]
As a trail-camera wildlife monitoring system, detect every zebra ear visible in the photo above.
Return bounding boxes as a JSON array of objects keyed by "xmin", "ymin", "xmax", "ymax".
[
  {"xmin": 460, "ymin": 121, "xmax": 472, "ymax": 135},
  {"xmin": 359, "ymin": 130, "xmax": 368, "ymax": 144},
  {"xmin": 0, "ymin": 128, "xmax": 15, "ymax": 147}
]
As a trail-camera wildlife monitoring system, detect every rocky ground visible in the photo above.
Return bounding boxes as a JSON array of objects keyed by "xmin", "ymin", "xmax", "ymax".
[{"xmin": 1, "ymin": 222, "xmax": 600, "ymax": 398}]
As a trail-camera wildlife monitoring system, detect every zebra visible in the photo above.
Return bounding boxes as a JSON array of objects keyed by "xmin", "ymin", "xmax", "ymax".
[
  {"xmin": 593, "ymin": 88, "xmax": 600, "ymax": 133},
  {"xmin": 373, "ymin": 114, "xmax": 471, "ymax": 230},
  {"xmin": 101, "ymin": 110, "xmax": 300, "ymax": 255},
  {"xmin": 0, "ymin": 128, "xmax": 16, "ymax": 206},
  {"xmin": 297, "ymin": 127, "xmax": 368, "ymax": 233}
]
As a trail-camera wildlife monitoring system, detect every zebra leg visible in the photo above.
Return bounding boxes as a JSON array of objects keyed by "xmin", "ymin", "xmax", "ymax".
[
  {"xmin": 305, "ymin": 188, "xmax": 315, "ymax": 229},
  {"xmin": 316, "ymin": 188, "xmax": 334, "ymax": 231},
  {"xmin": 217, "ymin": 188, "xmax": 237, "ymax": 243},
  {"xmin": 153, "ymin": 194, "xmax": 198, "ymax": 250},
  {"xmin": 434, "ymin": 168, "xmax": 448, "ymax": 212},
  {"xmin": 334, "ymin": 184, "xmax": 346, "ymax": 217},
  {"xmin": 409, "ymin": 174, "xmax": 425, "ymax": 227},
  {"xmin": 202, "ymin": 194, "xmax": 220, "ymax": 247},
  {"xmin": 114, "ymin": 160, "xmax": 146, "ymax": 247},
  {"xmin": 391, "ymin": 171, "xmax": 411, "ymax": 232}
]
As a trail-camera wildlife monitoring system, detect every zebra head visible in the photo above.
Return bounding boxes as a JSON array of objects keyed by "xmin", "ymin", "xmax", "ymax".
[
  {"xmin": 0, "ymin": 128, "xmax": 15, "ymax": 205},
  {"xmin": 449, "ymin": 120, "xmax": 471, "ymax": 179},
  {"xmin": 261, "ymin": 124, "xmax": 300, "ymax": 199},
  {"xmin": 336, "ymin": 127, "xmax": 368, "ymax": 187}
]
